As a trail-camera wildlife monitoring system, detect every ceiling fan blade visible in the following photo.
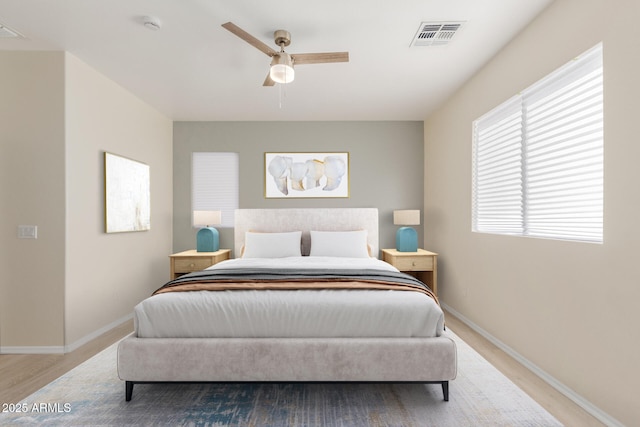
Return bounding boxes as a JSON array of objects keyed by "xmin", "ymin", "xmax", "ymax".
[
  {"xmin": 221, "ymin": 22, "xmax": 277, "ymax": 57},
  {"xmin": 263, "ymin": 73, "xmax": 276, "ymax": 86},
  {"xmin": 292, "ymin": 52, "xmax": 349, "ymax": 65}
]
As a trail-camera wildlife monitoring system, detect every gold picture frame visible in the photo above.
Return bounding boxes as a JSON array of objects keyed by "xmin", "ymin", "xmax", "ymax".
[
  {"xmin": 104, "ymin": 152, "xmax": 150, "ymax": 233},
  {"xmin": 265, "ymin": 152, "xmax": 350, "ymax": 198}
]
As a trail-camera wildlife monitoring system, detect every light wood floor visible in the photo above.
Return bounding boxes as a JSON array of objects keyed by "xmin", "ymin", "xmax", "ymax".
[
  {"xmin": 0, "ymin": 320, "xmax": 133, "ymax": 405},
  {"xmin": 444, "ymin": 312, "xmax": 605, "ymax": 426},
  {"xmin": 0, "ymin": 313, "xmax": 605, "ymax": 426}
]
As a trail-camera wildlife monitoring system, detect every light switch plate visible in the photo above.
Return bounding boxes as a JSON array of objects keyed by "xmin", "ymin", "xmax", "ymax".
[{"xmin": 18, "ymin": 225, "xmax": 37, "ymax": 239}]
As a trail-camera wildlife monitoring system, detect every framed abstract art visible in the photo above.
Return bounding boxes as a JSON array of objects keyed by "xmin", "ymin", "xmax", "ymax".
[
  {"xmin": 264, "ymin": 152, "xmax": 349, "ymax": 198},
  {"xmin": 104, "ymin": 152, "xmax": 150, "ymax": 233}
]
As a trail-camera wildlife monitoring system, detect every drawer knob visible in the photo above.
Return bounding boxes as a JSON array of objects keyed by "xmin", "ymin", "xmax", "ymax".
[
  {"xmin": 190, "ymin": 263, "xmax": 195, "ymax": 268},
  {"xmin": 412, "ymin": 261, "xmax": 416, "ymax": 266}
]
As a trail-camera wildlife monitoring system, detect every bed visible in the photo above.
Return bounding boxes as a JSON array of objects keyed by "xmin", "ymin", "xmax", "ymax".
[{"xmin": 117, "ymin": 208, "xmax": 457, "ymax": 401}]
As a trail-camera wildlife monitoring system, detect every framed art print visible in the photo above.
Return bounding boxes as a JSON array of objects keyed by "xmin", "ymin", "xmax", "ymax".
[
  {"xmin": 104, "ymin": 152, "xmax": 151, "ymax": 233},
  {"xmin": 265, "ymin": 152, "xmax": 349, "ymax": 198}
]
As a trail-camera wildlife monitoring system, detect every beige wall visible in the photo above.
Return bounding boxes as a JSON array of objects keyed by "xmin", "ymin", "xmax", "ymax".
[
  {"xmin": 0, "ymin": 51, "xmax": 173, "ymax": 351},
  {"xmin": 64, "ymin": 54, "xmax": 173, "ymax": 347},
  {"xmin": 424, "ymin": 0, "xmax": 639, "ymax": 425},
  {"xmin": 0, "ymin": 52, "xmax": 66, "ymax": 348}
]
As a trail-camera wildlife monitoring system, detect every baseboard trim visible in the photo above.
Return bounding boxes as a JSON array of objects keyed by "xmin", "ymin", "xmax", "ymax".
[
  {"xmin": 0, "ymin": 345, "xmax": 65, "ymax": 354},
  {"xmin": 64, "ymin": 313, "xmax": 133, "ymax": 353},
  {"xmin": 0, "ymin": 314, "xmax": 132, "ymax": 355},
  {"xmin": 442, "ymin": 303, "xmax": 623, "ymax": 427}
]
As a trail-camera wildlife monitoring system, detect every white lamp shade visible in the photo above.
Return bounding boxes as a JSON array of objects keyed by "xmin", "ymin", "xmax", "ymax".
[
  {"xmin": 193, "ymin": 210, "xmax": 222, "ymax": 227},
  {"xmin": 393, "ymin": 210, "xmax": 420, "ymax": 226},
  {"xmin": 270, "ymin": 53, "xmax": 295, "ymax": 84}
]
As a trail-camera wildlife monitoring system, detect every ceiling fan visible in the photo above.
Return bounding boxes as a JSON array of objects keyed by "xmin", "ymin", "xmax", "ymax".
[{"xmin": 221, "ymin": 22, "xmax": 349, "ymax": 86}]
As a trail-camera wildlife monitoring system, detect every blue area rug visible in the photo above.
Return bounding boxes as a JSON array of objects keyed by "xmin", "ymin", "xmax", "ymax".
[{"xmin": 0, "ymin": 331, "xmax": 562, "ymax": 426}]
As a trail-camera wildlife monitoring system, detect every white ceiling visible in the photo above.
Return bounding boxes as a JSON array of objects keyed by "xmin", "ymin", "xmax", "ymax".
[{"xmin": 0, "ymin": 0, "xmax": 554, "ymax": 121}]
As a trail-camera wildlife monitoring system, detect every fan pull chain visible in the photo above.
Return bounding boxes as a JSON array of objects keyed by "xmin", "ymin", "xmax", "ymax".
[{"xmin": 278, "ymin": 80, "xmax": 287, "ymax": 109}]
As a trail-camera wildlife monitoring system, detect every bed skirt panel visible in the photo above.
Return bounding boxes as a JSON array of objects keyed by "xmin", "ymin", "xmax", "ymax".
[{"xmin": 117, "ymin": 334, "xmax": 457, "ymax": 383}]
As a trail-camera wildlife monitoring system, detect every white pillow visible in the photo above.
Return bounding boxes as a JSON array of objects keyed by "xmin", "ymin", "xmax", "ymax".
[
  {"xmin": 309, "ymin": 230, "xmax": 370, "ymax": 258},
  {"xmin": 242, "ymin": 231, "xmax": 302, "ymax": 258}
]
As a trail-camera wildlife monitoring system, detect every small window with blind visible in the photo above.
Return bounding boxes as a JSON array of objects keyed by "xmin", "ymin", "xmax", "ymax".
[
  {"xmin": 472, "ymin": 43, "xmax": 603, "ymax": 243},
  {"xmin": 192, "ymin": 152, "xmax": 239, "ymax": 228}
]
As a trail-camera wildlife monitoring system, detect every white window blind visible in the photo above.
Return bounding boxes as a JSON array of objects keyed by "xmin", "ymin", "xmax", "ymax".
[
  {"xmin": 472, "ymin": 43, "xmax": 603, "ymax": 243},
  {"xmin": 192, "ymin": 152, "xmax": 239, "ymax": 228}
]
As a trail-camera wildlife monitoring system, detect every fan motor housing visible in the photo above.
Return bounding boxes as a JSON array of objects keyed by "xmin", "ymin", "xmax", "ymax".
[{"xmin": 273, "ymin": 30, "xmax": 291, "ymax": 47}]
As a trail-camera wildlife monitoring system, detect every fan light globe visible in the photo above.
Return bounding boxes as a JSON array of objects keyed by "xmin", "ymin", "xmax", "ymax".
[{"xmin": 270, "ymin": 53, "xmax": 295, "ymax": 84}]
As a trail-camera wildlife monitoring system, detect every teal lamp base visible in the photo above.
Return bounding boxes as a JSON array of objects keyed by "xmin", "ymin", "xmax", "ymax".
[
  {"xmin": 197, "ymin": 227, "xmax": 219, "ymax": 252},
  {"xmin": 396, "ymin": 227, "xmax": 418, "ymax": 252}
]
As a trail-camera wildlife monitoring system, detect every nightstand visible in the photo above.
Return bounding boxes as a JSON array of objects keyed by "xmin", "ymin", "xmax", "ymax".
[
  {"xmin": 169, "ymin": 249, "xmax": 231, "ymax": 279},
  {"xmin": 381, "ymin": 248, "xmax": 438, "ymax": 296}
]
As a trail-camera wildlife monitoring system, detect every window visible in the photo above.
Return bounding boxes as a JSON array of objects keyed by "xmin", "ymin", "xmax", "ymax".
[
  {"xmin": 192, "ymin": 152, "xmax": 239, "ymax": 228},
  {"xmin": 472, "ymin": 43, "xmax": 603, "ymax": 243}
]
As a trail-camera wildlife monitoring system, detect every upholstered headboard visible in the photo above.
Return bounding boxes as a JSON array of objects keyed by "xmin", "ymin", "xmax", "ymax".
[{"xmin": 234, "ymin": 208, "xmax": 379, "ymax": 258}]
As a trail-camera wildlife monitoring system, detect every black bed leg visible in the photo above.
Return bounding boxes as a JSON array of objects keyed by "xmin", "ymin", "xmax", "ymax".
[
  {"xmin": 442, "ymin": 381, "xmax": 449, "ymax": 401},
  {"xmin": 125, "ymin": 381, "xmax": 134, "ymax": 401}
]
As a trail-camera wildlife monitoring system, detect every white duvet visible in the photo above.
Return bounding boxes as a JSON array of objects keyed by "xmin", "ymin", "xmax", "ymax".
[{"xmin": 134, "ymin": 257, "xmax": 444, "ymax": 338}]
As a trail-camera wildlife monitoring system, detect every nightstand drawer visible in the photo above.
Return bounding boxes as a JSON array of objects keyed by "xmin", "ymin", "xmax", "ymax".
[
  {"xmin": 169, "ymin": 249, "xmax": 231, "ymax": 279},
  {"xmin": 174, "ymin": 257, "xmax": 215, "ymax": 273},
  {"xmin": 393, "ymin": 256, "xmax": 434, "ymax": 271}
]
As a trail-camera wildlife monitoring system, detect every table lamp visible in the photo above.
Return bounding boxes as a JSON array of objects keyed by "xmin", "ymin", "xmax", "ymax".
[
  {"xmin": 393, "ymin": 210, "xmax": 420, "ymax": 252},
  {"xmin": 193, "ymin": 210, "xmax": 221, "ymax": 252}
]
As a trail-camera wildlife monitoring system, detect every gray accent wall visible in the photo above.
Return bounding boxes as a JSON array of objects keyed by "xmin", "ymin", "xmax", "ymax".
[{"xmin": 173, "ymin": 121, "xmax": 424, "ymax": 257}]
